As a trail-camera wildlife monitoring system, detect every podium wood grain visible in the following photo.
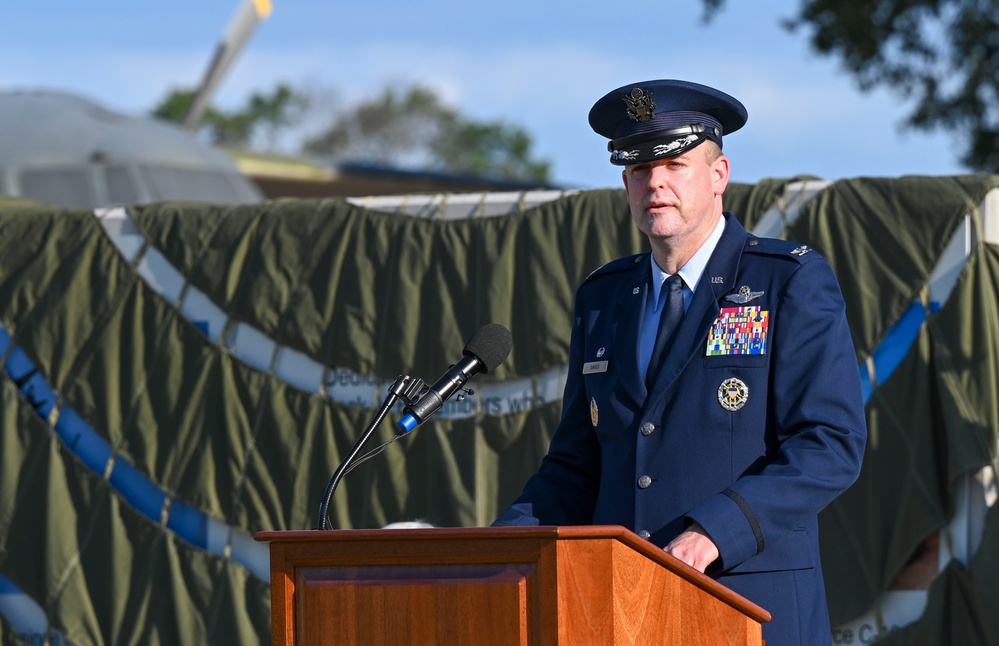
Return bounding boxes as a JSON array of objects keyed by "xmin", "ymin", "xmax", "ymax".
[{"xmin": 256, "ymin": 526, "xmax": 769, "ymax": 646}]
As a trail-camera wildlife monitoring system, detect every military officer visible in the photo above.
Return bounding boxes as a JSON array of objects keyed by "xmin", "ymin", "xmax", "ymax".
[{"xmin": 494, "ymin": 79, "xmax": 867, "ymax": 646}]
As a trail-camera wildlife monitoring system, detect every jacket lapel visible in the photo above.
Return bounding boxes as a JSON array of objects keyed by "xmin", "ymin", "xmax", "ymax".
[
  {"xmin": 643, "ymin": 214, "xmax": 748, "ymax": 413},
  {"xmin": 613, "ymin": 256, "xmax": 651, "ymax": 408}
]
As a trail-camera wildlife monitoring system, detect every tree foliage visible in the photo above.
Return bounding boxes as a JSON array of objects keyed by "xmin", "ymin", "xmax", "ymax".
[
  {"xmin": 303, "ymin": 85, "xmax": 551, "ymax": 183},
  {"xmin": 152, "ymin": 84, "xmax": 306, "ymax": 149},
  {"xmin": 434, "ymin": 120, "xmax": 550, "ymax": 184},
  {"xmin": 705, "ymin": 0, "xmax": 999, "ymax": 171},
  {"xmin": 153, "ymin": 83, "xmax": 551, "ymax": 184},
  {"xmin": 302, "ymin": 86, "xmax": 447, "ymax": 164}
]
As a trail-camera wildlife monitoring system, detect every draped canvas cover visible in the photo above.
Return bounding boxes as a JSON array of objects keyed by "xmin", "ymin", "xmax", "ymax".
[{"xmin": 0, "ymin": 176, "xmax": 997, "ymax": 644}]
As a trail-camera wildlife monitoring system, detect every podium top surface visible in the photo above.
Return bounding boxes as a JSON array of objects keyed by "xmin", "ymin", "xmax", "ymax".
[{"xmin": 255, "ymin": 524, "xmax": 770, "ymax": 623}]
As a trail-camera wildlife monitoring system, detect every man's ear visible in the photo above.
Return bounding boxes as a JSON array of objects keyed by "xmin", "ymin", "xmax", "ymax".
[
  {"xmin": 621, "ymin": 169, "xmax": 629, "ymax": 192},
  {"xmin": 712, "ymin": 155, "xmax": 731, "ymax": 196}
]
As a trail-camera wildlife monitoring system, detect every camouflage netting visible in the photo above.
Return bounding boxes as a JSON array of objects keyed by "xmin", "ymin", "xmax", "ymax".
[{"xmin": 0, "ymin": 177, "xmax": 997, "ymax": 644}]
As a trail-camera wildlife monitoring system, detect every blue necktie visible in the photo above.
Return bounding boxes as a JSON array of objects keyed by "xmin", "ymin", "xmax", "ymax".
[{"xmin": 646, "ymin": 273, "xmax": 684, "ymax": 389}]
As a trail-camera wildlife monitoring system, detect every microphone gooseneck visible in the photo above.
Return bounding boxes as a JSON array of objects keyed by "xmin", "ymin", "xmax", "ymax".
[{"xmin": 316, "ymin": 324, "xmax": 512, "ymax": 530}]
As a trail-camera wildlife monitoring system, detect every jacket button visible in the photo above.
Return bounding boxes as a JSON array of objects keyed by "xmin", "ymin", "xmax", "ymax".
[
  {"xmin": 637, "ymin": 475, "xmax": 653, "ymax": 489},
  {"xmin": 638, "ymin": 530, "xmax": 651, "ymax": 540},
  {"xmin": 640, "ymin": 422, "xmax": 655, "ymax": 436}
]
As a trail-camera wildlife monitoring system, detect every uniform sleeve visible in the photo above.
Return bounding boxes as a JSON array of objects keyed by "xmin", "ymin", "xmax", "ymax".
[
  {"xmin": 492, "ymin": 285, "xmax": 602, "ymax": 527},
  {"xmin": 686, "ymin": 255, "xmax": 868, "ymax": 571}
]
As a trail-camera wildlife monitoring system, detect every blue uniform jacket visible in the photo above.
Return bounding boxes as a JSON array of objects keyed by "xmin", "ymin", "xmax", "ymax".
[{"xmin": 495, "ymin": 213, "xmax": 867, "ymax": 645}]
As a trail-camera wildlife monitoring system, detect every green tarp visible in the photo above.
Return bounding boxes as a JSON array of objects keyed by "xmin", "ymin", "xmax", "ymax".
[
  {"xmin": 877, "ymin": 493, "xmax": 999, "ymax": 645},
  {"xmin": 1, "ymin": 177, "xmax": 997, "ymax": 644}
]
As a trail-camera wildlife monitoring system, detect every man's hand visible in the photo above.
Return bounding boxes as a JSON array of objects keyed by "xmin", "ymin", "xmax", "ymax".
[{"xmin": 664, "ymin": 522, "xmax": 720, "ymax": 573}]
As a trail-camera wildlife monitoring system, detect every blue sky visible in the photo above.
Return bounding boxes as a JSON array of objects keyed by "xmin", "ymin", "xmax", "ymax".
[{"xmin": 0, "ymin": 1, "xmax": 969, "ymax": 189}]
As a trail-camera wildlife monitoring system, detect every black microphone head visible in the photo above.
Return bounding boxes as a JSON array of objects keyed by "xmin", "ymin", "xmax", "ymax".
[{"xmin": 462, "ymin": 323, "xmax": 513, "ymax": 373}]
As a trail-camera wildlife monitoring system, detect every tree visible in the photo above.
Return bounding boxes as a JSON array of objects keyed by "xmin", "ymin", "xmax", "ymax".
[
  {"xmin": 704, "ymin": 0, "xmax": 999, "ymax": 171},
  {"xmin": 303, "ymin": 86, "xmax": 448, "ymax": 165},
  {"xmin": 153, "ymin": 83, "xmax": 551, "ymax": 184},
  {"xmin": 432, "ymin": 121, "xmax": 551, "ymax": 183},
  {"xmin": 304, "ymin": 85, "xmax": 551, "ymax": 184},
  {"xmin": 246, "ymin": 84, "xmax": 309, "ymax": 150},
  {"xmin": 152, "ymin": 83, "xmax": 307, "ymax": 150}
]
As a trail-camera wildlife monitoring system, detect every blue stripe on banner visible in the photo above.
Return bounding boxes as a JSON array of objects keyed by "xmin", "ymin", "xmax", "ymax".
[
  {"xmin": 0, "ymin": 575, "xmax": 19, "ymax": 595},
  {"xmin": 167, "ymin": 498, "xmax": 209, "ymax": 547},
  {"xmin": 860, "ymin": 302, "xmax": 940, "ymax": 403},
  {"xmin": 0, "ymin": 325, "xmax": 215, "ymax": 556},
  {"xmin": 107, "ymin": 459, "xmax": 169, "ymax": 528},
  {"xmin": 53, "ymin": 405, "xmax": 113, "ymax": 475},
  {"xmin": 3, "ymin": 345, "xmax": 57, "ymax": 418}
]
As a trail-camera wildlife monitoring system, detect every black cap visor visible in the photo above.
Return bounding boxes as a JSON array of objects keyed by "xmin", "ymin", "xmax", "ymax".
[{"xmin": 608, "ymin": 126, "xmax": 716, "ymax": 166}]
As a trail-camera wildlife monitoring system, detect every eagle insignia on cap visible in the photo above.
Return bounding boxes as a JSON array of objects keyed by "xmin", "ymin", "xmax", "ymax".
[{"xmin": 623, "ymin": 88, "xmax": 656, "ymax": 122}]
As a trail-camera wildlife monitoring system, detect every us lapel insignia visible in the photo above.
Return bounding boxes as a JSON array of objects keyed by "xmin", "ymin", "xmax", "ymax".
[
  {"xmin": 724, "ymin": 285, "xmax": 764, "ymax": 304},
  {"xmin": 590, "ymin": 398, "xmax": 599, "ymax": 427},
  {"xmin": 718, "ymin": 378, "xmax": 749, "ymax": 411},
  {"xmin": 633, "ymin": 287, "xmax": 641, "ymax": 295},
  {"xmin": 596, "ymin": 347, "xmax": 606, "ymax": 358}
]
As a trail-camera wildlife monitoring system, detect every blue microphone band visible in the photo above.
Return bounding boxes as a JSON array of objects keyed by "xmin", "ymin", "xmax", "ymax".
[{"xmin": 397, "ymin": 414, "xmax": 419, "ymax": 434}]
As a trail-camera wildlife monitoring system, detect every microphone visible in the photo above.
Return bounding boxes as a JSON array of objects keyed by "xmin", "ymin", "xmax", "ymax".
[{"xmin": 396, "ymin": 324, "xmax": 512, "ymax": 433}]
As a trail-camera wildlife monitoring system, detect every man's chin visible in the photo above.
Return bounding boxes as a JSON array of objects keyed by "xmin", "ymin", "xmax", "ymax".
[{"xmin": 644, "ymin": 215, "xmax": 682, "ymax": 235}]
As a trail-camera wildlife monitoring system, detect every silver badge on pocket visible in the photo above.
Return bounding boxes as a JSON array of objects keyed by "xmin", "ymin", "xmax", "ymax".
[{"xmin": 718, "ymin": 378, "xmax": 749, "ymax": 411}]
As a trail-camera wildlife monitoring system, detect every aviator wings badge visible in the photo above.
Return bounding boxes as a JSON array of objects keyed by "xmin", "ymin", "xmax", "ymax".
[{"xmin": 724, "ymin": 285, "xmax": 764, "ymax": 305}]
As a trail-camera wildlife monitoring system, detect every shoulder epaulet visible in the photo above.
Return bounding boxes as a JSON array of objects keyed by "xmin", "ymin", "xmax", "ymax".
[
  {"xmin": 744, "ymin": 236, "xmax": 821, "ymax": 264},
  {"xmin": 584, "ymin": 253, "xmax": 647, "ymax": 282}
]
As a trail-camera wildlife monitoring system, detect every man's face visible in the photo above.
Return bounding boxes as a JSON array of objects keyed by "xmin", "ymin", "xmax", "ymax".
[{"xmin": 621, "ymin": 143, "xmax": 729, "ymax": 250}]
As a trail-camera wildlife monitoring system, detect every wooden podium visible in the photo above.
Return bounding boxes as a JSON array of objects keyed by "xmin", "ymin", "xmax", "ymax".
[{"xmin": 255, "ymin": 525, "xmax": 770, "ymax": 646}]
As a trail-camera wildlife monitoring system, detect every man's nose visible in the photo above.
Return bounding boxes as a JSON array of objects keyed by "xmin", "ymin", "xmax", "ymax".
[{"xmin": 647, "ymin": 164, "xmax": 669, "ymax": 188}]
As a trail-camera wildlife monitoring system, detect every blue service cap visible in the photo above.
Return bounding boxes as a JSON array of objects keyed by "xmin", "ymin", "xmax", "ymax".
[{"xmin": 588, "ymin": 79, "xmax": 748, "ymax": 166}]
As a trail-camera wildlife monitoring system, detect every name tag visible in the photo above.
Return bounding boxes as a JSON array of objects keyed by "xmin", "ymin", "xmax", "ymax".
[{"xmin": 582, "ymin": 361, "xmax": 609, "ymax": 374}]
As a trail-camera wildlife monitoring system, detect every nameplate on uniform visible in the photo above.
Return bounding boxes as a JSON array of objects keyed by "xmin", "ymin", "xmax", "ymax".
[
  {"xmin": 706, "ymin": 306, "xmax": 769, "ymax": 356},
  {"xmin": 582, "ymin": 361, "xmax": 609, "ymax": 374}
]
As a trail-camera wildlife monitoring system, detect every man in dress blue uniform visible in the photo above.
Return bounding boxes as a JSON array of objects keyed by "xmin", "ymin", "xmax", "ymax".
[{"xmin": 494, "ymin": 79, "xmax": 868, "ymax": 645}]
